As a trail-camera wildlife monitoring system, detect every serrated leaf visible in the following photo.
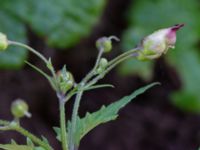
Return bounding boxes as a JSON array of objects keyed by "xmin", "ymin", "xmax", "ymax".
[
  {"xmin": 121, "ymin": 0, "xmax": 200, "ymax": 113},
  {"xmin": 0, "ymin": 144, "xmax": 33, "ymax": 150},
  {"xmin": 26, "ymin": 138, "xmax": 34, "ymax": 147},
  {"xmin": 10, "ymin": 139, "xmax": 17, "ymax": 145},
  {"xmin": 70, "ymin": 82, "xmax": 159, "ymax": 145},
  {"xmin": 41, "ymin": 136, "xmax": 50, "ymax": 146},
  {"xmin": 53, "ymin": 127, "xmax": 61, "ymax": 141},
  {"xmin": 0, "ymin": 8, "xmax": 27, "ymax": 69},
  {"xmin": 3, "ymin": 0, "xmax": 106, "ymax": 48}
]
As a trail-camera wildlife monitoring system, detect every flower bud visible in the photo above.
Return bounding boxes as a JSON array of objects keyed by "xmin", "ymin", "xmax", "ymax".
[
  {"xmin": 96, "ymin": 58, "xmax": 108, "ymax": 74},
  {"xmin": 57, "ymin": 66, "xmax": 74, "ymax": 94},
  {"xmin": 96, "ymin": 36, "xmax": 119, "ymax": 53},
  {"xmin": 137, "ymin": 24, "xmax": 184, "ymax": 61},
  {"xmin": 96, "ymin": 67, "xmax": 104, "ymax": 74},
  {"xmin": 0, "ymin": 32, "xmax": 8, "ymax": 51},
  {"xmin": 11, "ymin": 99, "xmax": 31, "ymax": 118},
  {"xmin": 99, "ymin": 58, "xmax": 108, "ymax": 68}
]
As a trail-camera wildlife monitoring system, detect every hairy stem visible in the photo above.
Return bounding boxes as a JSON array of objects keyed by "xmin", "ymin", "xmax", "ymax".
[
  {"xmin": 69, "ymin": 89, "xmax": 83, "ymax": 150},
  {"xmin": 58, "ymin": 93, "xmax": 68, "ymax": 150}
]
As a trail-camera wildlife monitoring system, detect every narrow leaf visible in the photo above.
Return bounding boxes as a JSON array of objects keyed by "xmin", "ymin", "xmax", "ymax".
[
  {"xmin": 25, "ymin": 61, "xmax": 50, "ymax": 80},
  {"xmin": 85, "ymin": 84, "xmax": 114, "ymax": 91},
  {"xmin": 0, "ymin": 144, "xmax": 33, "ymax": 150},
  {"xmin": 25, "ymin": 61, "xmax": 57, "ymax": 90}
]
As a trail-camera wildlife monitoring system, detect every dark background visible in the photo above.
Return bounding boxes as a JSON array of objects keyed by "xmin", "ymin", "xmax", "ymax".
[{"xmin": 0, "ymin": 0, "xmax": 200, "ymax": 150}]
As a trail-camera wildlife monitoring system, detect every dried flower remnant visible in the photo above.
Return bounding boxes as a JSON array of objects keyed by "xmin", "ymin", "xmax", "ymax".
[
  {"xmin": 137, "ymin": 24, "xmax": 184, "ymax": 61},
  {"xmin": 96, "ymin": 36, "xmax": 120, "ymax": 53}
]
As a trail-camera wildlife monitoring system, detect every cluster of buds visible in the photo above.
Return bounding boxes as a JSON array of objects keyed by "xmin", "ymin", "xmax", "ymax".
[
  {"xmin": 11, "ymin": 99, "xmax": 31, "ymax": 119},
  {"xmin": 137, "ymin": 24, "xmax": 184, "ymax": 61},
  {"xmin": 57, "ymin": 66, "xmax": 74, "ymax": 94}
]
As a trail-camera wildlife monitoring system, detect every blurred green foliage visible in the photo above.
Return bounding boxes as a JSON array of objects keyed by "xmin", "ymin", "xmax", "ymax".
[
  {"xmin": 120, "ymin": 0, "xmax": 200, "ymax": 113},
  {"xmin": 0, "ymin": 7, "xmax": 27, "ymax": 69},
  {"xmin": 0, "ymin": 0, "xmax": 106, "ymax": 69}
]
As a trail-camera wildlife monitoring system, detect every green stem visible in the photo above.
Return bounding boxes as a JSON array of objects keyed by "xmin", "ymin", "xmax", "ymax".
[
  {"xmin": 15, "ymin": 126, "xmax": 52, "ymax": 150},
  {"xmin": 9, "ymin": 41, "xmax": 59, "ymax": 90},
  {"xmin": 0, "ymin": 120, "xmax": 9, "ymax": 126},
  {"xmin": 108, "ymin": 48, "xmax": 140, "ymax": 66},
  {"xmin": 8, "ymin": 41, "xmax": 48, "ymax": 64},
  {"xmin": 69, "ymin": 89, "xmax": 83, "ymax": 150},
  {"xmin": 1, "ymin": 123, "xmax": 53, "ymax": 150},
  {"xmin": 85, "ymin": 49, "xmax": 140, "ymax": 88},
  {"xmin": 82, "ymin": 48, "xmax": 104, "ymax": 84},
  {"xmin": 64, "ymin": 87, "xmax": 78, "ymax": 103},
  {"xmin": 58, "ymin": 93, "xmax": 68, "ymax": 150}
]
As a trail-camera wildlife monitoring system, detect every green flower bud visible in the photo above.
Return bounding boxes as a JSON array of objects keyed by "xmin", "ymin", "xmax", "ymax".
[
  {"xmin": 0, "ymin": 32, "xmax": 8, "ymax": 51},
  {"xmin": 57, "ymin": 67, "xmax": 74, "ymax": 94},
  {"xmin": 96, "ymin": 67, "xmax": 104, "ymax": 74},
  {"xmin": 96, "ymin": 58, "xmax": 108, "ymax": 74},
  {"xmin": 137, "ymin": 24, "xmax": 184, "ymax": 61},
  {"xmin": 96, "ymin": 36, "xmax": 119, "ymax": 53},
  {"xmin": 99, "ymin": 58, "xmax": 108, "ymax": 68},
  {"xmin": 11, "ymin": 99, "xmax": 31, "ymax": 118}
]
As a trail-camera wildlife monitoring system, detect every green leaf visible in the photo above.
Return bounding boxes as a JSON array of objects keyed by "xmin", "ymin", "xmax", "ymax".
[
  {"xmin": 84, "ymin": 84, "xmax": 114, "ymax": 91},
  {"xmin": 3, "ymin": 0, "xmax": 107, "ymax": 48},
  {"xmin": 26, "ymin": 138, "xmax": 34, "ymax": 147},
  {"xmin": 41, "ymin": 136, "xmax": 50, "ymax": 146},
  {"xmin": 0, "ymin": 0, "xmax": 106, "ymax": 69},
  {"xmin": 10, "ymin": 139, "xmax": 17, "ymax": 145},
  {"xmin": 0, "ymin": 8, "xmax": 27, "ymax": 69},
  {"xmin": 0, "ymin": 144, "xmax": 33, "ymax": 150},
  {"xmin": 71, "ymin": 82, "xmax": 159, "ymax": 145},
  {"xmin": 121, "ymin": 0, "xmax": 200, "ymax": 113},
  {"xmin": 33, "ymin": 147, "xmax": 45, "ymax": 150},
  {"xmin": 53, "ymin": 127, "xmax": 61, "ymax": 142},
  {"xmin": 25, "ymin": 61, "xmax": 57, "ymax": 90}
]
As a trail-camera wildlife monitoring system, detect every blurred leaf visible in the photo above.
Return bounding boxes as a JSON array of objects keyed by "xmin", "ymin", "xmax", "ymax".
[
  {"xmin": 3, "ymin": 0, "xmax": 106, "ymax": 48},
  {"xmin": 118, "ymin": 59, "xmax": 153, "ymax": 80},
  {"xmin": 121, "ymin": 0, "xmax": 200, "ymax": 113},
  {"xmin": 0, "ymin": 9, "xmax": 27, "ymax": 69},
  {"xmin": 0, "ymin": 144, "xmax": 33, "ymax": 150},
  {"xmin": 69, "ymin": 82, "xmax": 159, "ymax": 145},
  {"xmin": 34, "ymin": 147, "xmax": 46, "ymax": 150},
  {"xmin": 0, "ymin": 0, "xmax": 106, "ymax": 69}
]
